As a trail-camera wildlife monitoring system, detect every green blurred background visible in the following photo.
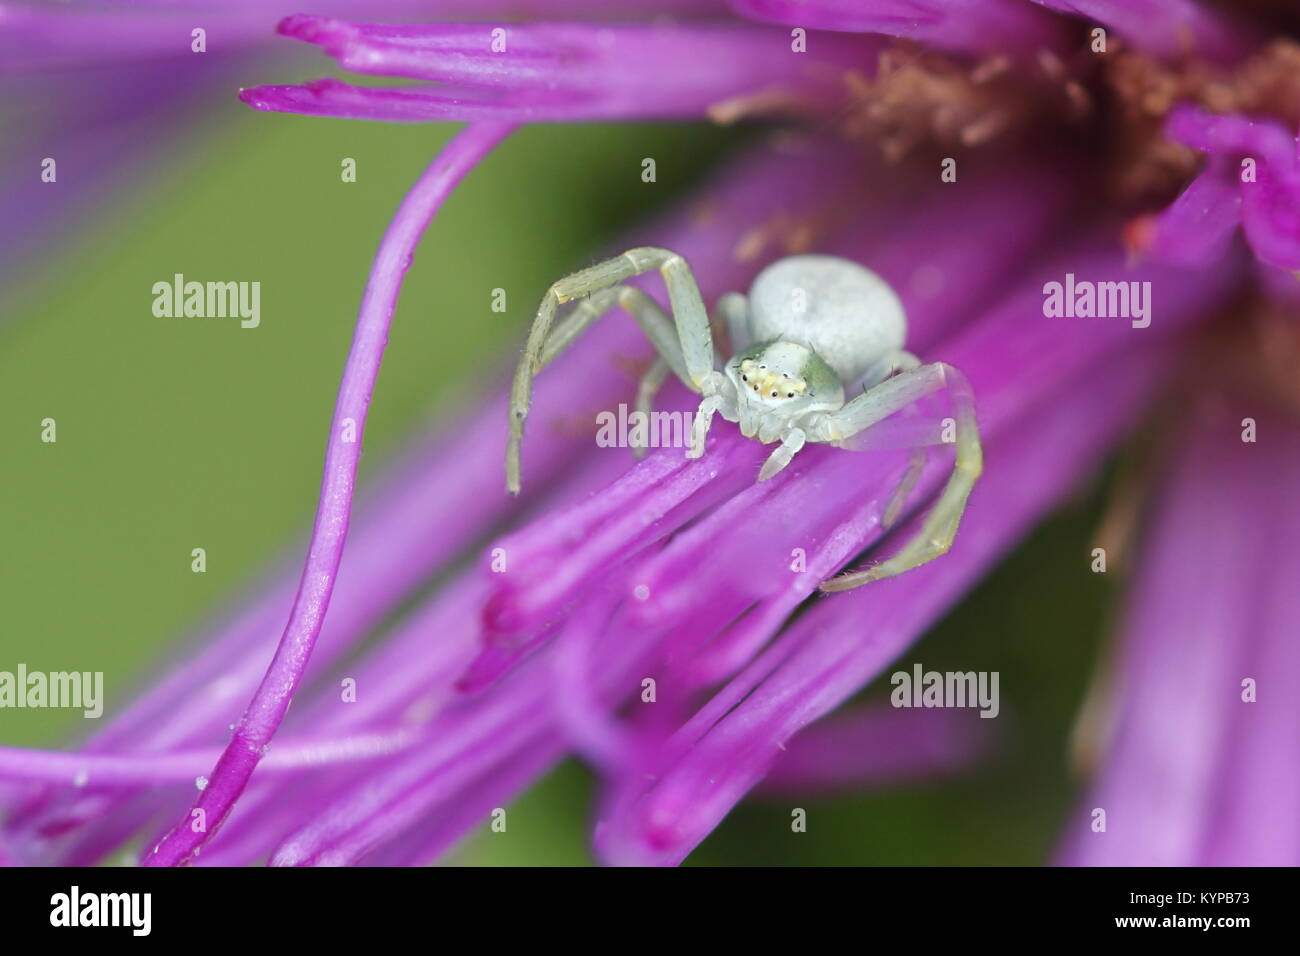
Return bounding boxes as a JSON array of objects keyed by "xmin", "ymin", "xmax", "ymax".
[{"xmin": 0, "ymin": 53, "xmax": 1119, "ymax": 865}]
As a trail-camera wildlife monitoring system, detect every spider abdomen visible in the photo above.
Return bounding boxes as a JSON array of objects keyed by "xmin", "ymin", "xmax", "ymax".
[{"xmin": 747, "ymin": 254, "xmax": 907, "ymax": 385}]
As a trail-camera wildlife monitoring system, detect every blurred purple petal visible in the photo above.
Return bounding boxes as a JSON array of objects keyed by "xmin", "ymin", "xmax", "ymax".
[
  {"xmin": 1144, "ymin": 157, "xmax": 1242, "ymax": 266},
  {"xmin": 1058, "ymin": 403, "xmax": 1300, "ymax": 866},
  {"xmin": 0, "ymin": 0, "xmax": 733, "ymax": 69},
  {"xmin": 1145, "ymin": 106, "xmax": 1300, "ymax": 271},
  {"xmin": 1028, "ymin": 0, "xmax": 1257, "ymax": 65},
  {"xmin": 757, "ymin": 703, "xmax": 999, "ymax": 794},
  {"xmin": 241, "ymin": 16, "xmax": 879, "ymax": 123},
  {"xmin": 733, "ymin": 0, "xmax": 1069, "ymax": 58}
]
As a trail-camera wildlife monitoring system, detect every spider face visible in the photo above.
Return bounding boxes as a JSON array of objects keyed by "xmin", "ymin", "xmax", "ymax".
[
  {"xmin": 738, "ymin": 354, "xmax": 806, "ymax": 401},
  {"xmin": 725, "ymin": 340, "xmax": 845, "ymax": 439}
]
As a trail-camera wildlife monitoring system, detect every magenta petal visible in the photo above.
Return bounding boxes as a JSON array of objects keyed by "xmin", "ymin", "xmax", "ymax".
[
  {"xmin": 1199, "ymin": 425, "xmax": 1300, "ymax": 865},
  {"xmin": 733, "ymin": 0, "xmax": 1069, "ymax": 59},
  {"xmin": 0, "ymin": 729, "xmax": 419, "ymax": 788},
  {"xmin": 1146, "ymin": 158, "xmax": 1243, "ymax": 266},
  {"xmin": 1165, "ymin": 106, "xmax": 1295, "ymax": 170},
  {"xmin": 758, "ymin": 702, "xmax": 999, "ymax": 794},
  {"xmin": 1057, "ymin": 405, "xmax": 1300, "ymax": 866},
  {"xmin": 239, "ymin": 79, "xmax": 560, "ymax": 123},
  {"xmin": 0, "ymin": 2, "xmax": 736, "ymax": 68},
  {"xmin": 1162, "ymin": 106, "xmax": 1300, "ymax": 271},
  {"xmin": 1027, "ymin": 0, "xmax": 1257, "ymax": 65},
  {"xmin": 1241, "ymin": 165, "xmax": 1300, "ymax": 271},
  {"xmin": 243, "ymin": 16, "xmax": 881, "ymax": 123}
]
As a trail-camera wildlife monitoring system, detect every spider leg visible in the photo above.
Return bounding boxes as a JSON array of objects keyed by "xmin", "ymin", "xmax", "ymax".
[
  {"xmin": 630, "ymin": 293, "xmax": 744, "ymax": 460},
  {"xmin": 882, "ymin": 445, "xmax": 928, "ymax": 530},
  {"xmin": 542, "ymin": 286, "xmax": 689, "ymax": 384},
  {"xmin": 507, "ymin": 247, "xmax": 716, "ymax": 494},
  {"xmin": 758, "ymin": 427, "xmax": 807, "ymax": 480},
  {"xmin": 714, "ymin": 291, "xmax": 750, "ymax": 353},
  {"xmin": 631, "ymin": 356, "xmax": 671, "ymax": 460},
  {"xmin": 866, "ymin": 350, "xmax": 925, "ymax": 530},
  {"xmin": 815, "ymin": 361, "xmax": 983, "ymax": 591},
  {"xmin": 688, "ymin": 393, "xmax": 729, "ymax": 459}
]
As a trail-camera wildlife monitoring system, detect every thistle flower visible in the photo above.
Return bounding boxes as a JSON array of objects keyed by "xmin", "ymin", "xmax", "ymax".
[{"xmin": 3, "ymin": 0, "xmax": 1298, "ymax": 868}]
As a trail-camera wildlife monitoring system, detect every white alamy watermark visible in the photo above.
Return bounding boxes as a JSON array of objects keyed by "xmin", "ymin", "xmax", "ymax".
[
  {"xmin": 0, "ymin": 664, "xmax": 103, "ymax": 718},
  {"xmin": 151, "ymin": 273, "xmax": 261, "ymax": 328},
  {"xmin": 596, "ymin": 403, "xmax": 696, "ymax": 449},
  {"xmin": 50, "ymin": 886, "xmax": 151, "ymax": 936},
  {"xmin": 890, "ymin": 663, "xmax": 999, "ymax": 718},
  {"xmin": 1042, "ymin": 273, "xmax": 1150, "ymax": 328}
]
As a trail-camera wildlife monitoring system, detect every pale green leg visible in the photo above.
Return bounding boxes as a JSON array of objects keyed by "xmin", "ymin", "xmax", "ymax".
[
  {"xmin": 541, "ymin": 286, "xmax": 689, "ymax": 385},
  {"xmin": 758, "ymin": 427, "xmax": 807, "ymax": 481},
  {"xmin": 507, "ymin": 247, "xmax": 716, "ymax": 494},
  {"xmin": 713, "ymin": 291, "xmax": 750, "ymax": 352},
  {"xmin": 817, "ymin": 362, "xmax": 983, "ymax": 592},
  {"xmin": 689, "ymin": 393, "xmax": 730, "ymax": 459},
  {"xmin": 875, "ymin": 351, "xmax": 926, "ymax": 530},
  {"xmin": 631, "ymin": 292, "xmax": 741, "ymax": 459},
  {"xmin": 631, "ymin": 357, "xmax": 671, "ymax": 460}
]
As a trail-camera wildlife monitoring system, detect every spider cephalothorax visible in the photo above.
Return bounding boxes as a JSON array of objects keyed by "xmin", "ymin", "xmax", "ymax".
[{"xmin": 506, "ymin": 249, "xmax": 982, "ymax": 590}]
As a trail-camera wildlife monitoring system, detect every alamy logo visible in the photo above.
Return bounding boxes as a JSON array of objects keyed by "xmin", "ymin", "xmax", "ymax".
[
  {"xmin": 890, "ymin": 663, "xmax": 1000, "ymax": 718},
  {"xmin": 151, "ymin": 273, "xmax": 261, "ymax": 328},
  {"xmin": 1042, "ymin": 273, "xmax": 1151, "ymax": 328},
  {"xmin": 50, "ymin": 886, "xmax": 151, "ymax": 936},
  {"xmin": 596, "ymin": 403, "xmax": 696, "ymax": 449},
  {"xmin": 0, "ymin": 664, "xmax": 103, "ymax": 717}
]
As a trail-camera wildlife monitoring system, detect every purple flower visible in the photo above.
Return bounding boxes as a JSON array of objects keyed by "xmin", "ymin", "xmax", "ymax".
[{"xmin": 3, "ymin": 0, "xmax": 1298, "ymax": 867}]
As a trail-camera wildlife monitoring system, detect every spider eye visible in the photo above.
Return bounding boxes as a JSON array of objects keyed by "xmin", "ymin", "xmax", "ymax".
[
  {"xmin": 770, "ymin": 390, "xmax": 778, "ymax": 398},
  {"xmin": 786, "ymin": 392, "xmax": 794, "ymax": 398},
  {"xmin": 741, "ymin": 374, "xmax": 747, "ymax": 381}
]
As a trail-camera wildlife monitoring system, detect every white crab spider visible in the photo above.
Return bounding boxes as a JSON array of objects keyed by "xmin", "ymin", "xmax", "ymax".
[{"xmin": 506, "ymin": 248, "xmax": 982, "ymax": 591}]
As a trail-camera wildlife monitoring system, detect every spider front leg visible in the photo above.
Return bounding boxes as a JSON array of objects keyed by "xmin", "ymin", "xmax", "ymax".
[
  {"xmin": 687, "ymin": 384, "xmax": 736, "ymax": 459},
  {"xmin": 506, "ymin": 247, "xmax": 717, "ymax": 494},
  {"xmin": 814, "ymin": 361, "xmax": 983, "ymax": 592},
  {"xmin": 758, "ymin": 427, "xmax": 807, "ymax": 480},
  {"xmin": 635, "ymin": 295, "xmax": 745, "ymax": 460}
]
